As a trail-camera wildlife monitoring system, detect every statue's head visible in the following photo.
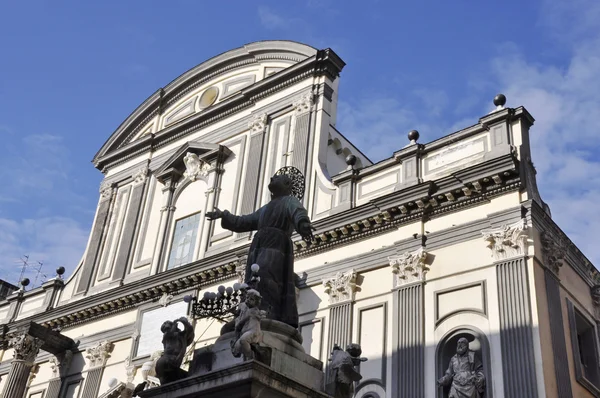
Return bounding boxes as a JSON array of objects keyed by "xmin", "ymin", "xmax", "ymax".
[
  {"xmin": 245, "ymin": 289, "xmax": 262, "ymax": 308},
  {"xmin": 456, "ymin": 337, "xmax": 469, "ymax": 355},
  {"xmin": 268, "ymin": 174, "xmax": 293, "ymax": 197}
]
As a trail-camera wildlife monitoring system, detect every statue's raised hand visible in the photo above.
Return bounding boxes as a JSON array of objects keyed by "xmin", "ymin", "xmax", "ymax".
[
  {"xmin": 298, "ymin": 220, "xmax": 316, "ymax": 243},
  {"xmin": 206, "ymin": 207, "xmax": 224, "ymax": 220}
]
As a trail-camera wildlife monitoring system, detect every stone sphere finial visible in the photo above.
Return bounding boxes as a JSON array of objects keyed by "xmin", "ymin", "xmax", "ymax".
[
  {"xmin": 20, "ymin": 278, "xmax": 30, "ymax": 287},
  {"xmin": 408, "ymin": 130, "xmax": 420, "ymax": 143},
  {"xmin": 56, "ymin": 266, "xmax": 65, "ymax": 276},
  {"xmin": 493, "ymin": 93, "xmax": 506, "ymax": 107},
  {"xmin": 345, "ymin": 154, "xmax": 357, "ymax": 167}
]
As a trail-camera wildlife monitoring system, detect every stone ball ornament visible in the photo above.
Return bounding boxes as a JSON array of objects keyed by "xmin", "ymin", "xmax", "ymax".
[
  {"xmin": 408, "ymin": 129, "xmax": 420, "ymax": 143},
  {"xmin": 493, "ymin": 93, "xmax": 507, "ymax": 107},
  {"xmin": 345, "ymin": 154, "xmax": 357, "ymax": 167},
  {"xmin": 274, "ymin": 166, "xmax": 305, "ymax": 201},
  {"xmin": 56, "ymin": 266, "xmax": 66, "ymax": 277},
  {"xmin": 20, "ymin": 278, "xmax": 30, "ymax": 287}
]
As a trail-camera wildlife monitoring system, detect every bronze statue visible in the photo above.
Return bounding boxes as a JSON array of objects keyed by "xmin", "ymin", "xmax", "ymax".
[
  {"xmin": 231, "ymin": 289, "xmax": 266, "ymax": 360},
  {"xmin": 326, "ymin": 343, "xmax": 367, "ymax": 398},
  {"xmin": 155, "ymin": 317, "xmax": 194, "ymax": 384},
  {"xmin": 206, "ymin": 167, "xmax": 314, "ymax": 329},
  {"xmin": 437, "ymin": 337, "xmax": 485, "ymax": 398}
]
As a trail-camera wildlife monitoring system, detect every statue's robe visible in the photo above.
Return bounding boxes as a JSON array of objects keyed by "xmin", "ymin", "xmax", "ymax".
[
  {"xmin": 220, "ymin": 195, "xmax": 309, "ymax": 328},
  {"xmin": 439, "ymin": 351, "xmax": 485, "ymax": 398}
]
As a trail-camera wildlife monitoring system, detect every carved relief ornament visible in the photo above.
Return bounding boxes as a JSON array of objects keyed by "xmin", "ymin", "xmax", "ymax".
[
  {"xmin": 9, "ymin": 334, "xmax": 44, "ymax": 364},
  {"xmin": 85, "ymin": 340, "xmax": 114, "ymax": 368},
  {"xmin": 540, "ymin": 231, "xmax": 565, "ymax": 275},
  {"xmin": 49, "ymin": 350, "xmax": 73, "ymax": 378},
  {"xmin": 481, "ymin": 219, "xmax": 528, "ymax": 260},
  {"xmin": 293, "ymin": 93, "xmax": 314, "ymax": 114},
  {"xmin": 158, "ymin": 292, "xmax": 174, "ymax": 307},
  {"xmin": 182, "ymin": 152, "xmax": 210, "ymax": 182},
  {"xmin": 132, "ymin": 167, "xmax": 149, "ymax": 185},
  {"xmin": 323, "ymin": 269, "xmax": 359, "ymax": 305},
  {"xmin": 248, "ymin": 113, "xmax": 268, "ymax": 134},
  {"xmin": 592, "ymin": 286, "xmax": 600, "ymax": 320},
  {"xmin": 388, "ymin": 247, "xmax": 429, "ymax": 288},
  {"xmin": 99, "ymin": 180, "xmax": 114, "ymax": 200}
]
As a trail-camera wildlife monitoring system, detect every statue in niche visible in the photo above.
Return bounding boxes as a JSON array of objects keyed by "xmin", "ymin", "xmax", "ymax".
[
  {"xmin": 231, "ymin": 289, "xmax": 266, "ymax": 360},
  {"xmin": 155, "ymin": 317, "xmax": 195, "ymax": 384},
  {"xmin": 326, "ymin": 343, "xmax": 367, "ymax": 398},
  {"xmin": 206, "ymin": 166, "xmax": 314, "ymax": 329},
  {"xmin": 437, "ymin": 337, "xmax": 485, "ymax": 398}
]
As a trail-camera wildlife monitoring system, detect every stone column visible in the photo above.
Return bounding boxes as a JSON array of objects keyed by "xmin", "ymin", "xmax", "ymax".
[
  {"xmin": 482, "ymin": 220, "xmax": 539, "ymax": 396},
  {"xmin": 80, "ymin": 341, "xmax": 113, "ymax": 398},
  {"xmin": 389, "ymin": 247, "xmax": 429, "ymax": 398},
  {"xmin": 75, "ymin": 181, "xmax": 115, "ymax": 295},
  {"xmin": 3, "ymin": 334, "xmax": 44, "ymax": 398},
  {"xmin": 540, "ymin": 231, "xmax": 573, "ymax": 398},
  {"xmin": 236, "ymin": 114, "xmax": 268, "ymax": 241},
  {"xmin": 322, "ymin": 269, "xmax": 359, "ymax": 352},
  {"xmin": 45, "ymin": 350, "xmax": 74, "ymax": 398}
]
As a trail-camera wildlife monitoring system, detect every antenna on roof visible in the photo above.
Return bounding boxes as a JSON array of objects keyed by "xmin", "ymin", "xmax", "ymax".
[{"xmin": 14, "ymin": 255, "xmax": 47, "ymax": 289}]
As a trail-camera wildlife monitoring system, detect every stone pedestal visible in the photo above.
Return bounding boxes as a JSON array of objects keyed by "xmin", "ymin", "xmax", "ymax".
[{"xmin": 138, "ymin": 320, "xmax": 330, "ymax": 398}]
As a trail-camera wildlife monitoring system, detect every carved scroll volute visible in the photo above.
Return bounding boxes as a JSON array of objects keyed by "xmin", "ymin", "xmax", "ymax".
[
  {"xmin": 481, "ymin": 219, "xmax": 528, "ymax": 260},
  {"xmin": 85, "ymin": 340, "xmax": 114, "ymax": 368},
  {"xmin": 322, "ymin": 269, "xmax": 359, "ymax": 305},
  {"xmin": 388, "ymin": 247, "xmax": 429, "ymax": 288},
  {"xmin": 9, "ymin": 334, "xmax": 44, "ymax": 365}
]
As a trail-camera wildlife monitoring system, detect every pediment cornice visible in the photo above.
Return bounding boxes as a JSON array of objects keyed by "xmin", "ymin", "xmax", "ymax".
[{"xmin": 93, "ymin": 42, "xmax": 344, "ymax": 172}]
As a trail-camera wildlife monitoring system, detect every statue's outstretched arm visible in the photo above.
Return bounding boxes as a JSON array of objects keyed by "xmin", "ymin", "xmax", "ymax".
[{"xmin": 206, "ymin": 207, "xmax": 260, "ymax": 233}]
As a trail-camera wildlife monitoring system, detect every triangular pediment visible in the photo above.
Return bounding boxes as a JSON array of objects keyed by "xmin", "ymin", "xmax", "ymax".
[{"xmin": 153, "ymin": 142, "xmax": 231, "ymax": 183}]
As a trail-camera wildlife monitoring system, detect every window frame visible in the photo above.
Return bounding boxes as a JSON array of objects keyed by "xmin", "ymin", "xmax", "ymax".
[
  {"xmin": 567, "ymin": 299, "xmax": 600, "ymax": 396},
  {"xmin": 165, "ymin": 211, "xmax": 202, "ymax": 270}
]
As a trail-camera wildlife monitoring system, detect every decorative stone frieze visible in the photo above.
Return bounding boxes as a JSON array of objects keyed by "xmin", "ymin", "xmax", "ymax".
[
  {"xmin": 99, "ymin": 181, "xmax": 114, "ymax": 200},
  {"xmin": 132, "ymin": 168, "xmax": 149, "ymax": 185},
  {"xmin": 182, "ymin": 152, "xmax": 210, "ymax": 181},
  {"xmin": 85, "ymin": 340, "xmax": 114, "ymax": 368},
  {"xmin": 9, "ymin": 334, "xmax": 43, "ymax": 364},
  {"xmin": 49, "ymin": 350, "xmax": 73, "ymax": 378},
  {"xmin": 158, "ymin": 292, "xmax": 174, "ymax": 307},
  {"xmin": 481, "ymin": 219, "xmax": 527, "ymax": 260},
  {"xmin": 248, "ymin": 113, "xmax": 268, "ymax": 134},
  {"xmin": 540, "ymin": 231, "xmax": 565, "ymax": 275},
  {"xmin": 293, "ymin": 93, "xmax": 314, "ymax": 114},
  {"xmin": 388, "ymin": 247, "xmax": 429, "ymax": 288},
  {"xmin": 322, "ymin": 269, "xmax": 359, "ymax": 304}
]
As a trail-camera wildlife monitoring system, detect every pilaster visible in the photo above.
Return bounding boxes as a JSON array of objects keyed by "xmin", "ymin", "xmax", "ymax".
[
  {"xmin": 290, "ymin": 93, "xmax": 314, "ymax": 178},
  {"xmin": 81, "ymin": 341, "xmax": 114, "ymax": 398},
  {"xmin": 322, "ymin": 269, "xmax": 359, "ymax": 353},
  {"xmin": 3, "ymin": 334, "xmax": 44, "ymax": 398}
]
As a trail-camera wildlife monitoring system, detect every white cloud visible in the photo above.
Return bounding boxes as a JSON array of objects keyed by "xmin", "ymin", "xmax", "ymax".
[
  {"xmin": 490, "ymin": 0, "xmax": 600, "ymax": 265},
  {"xmin": 258, "ymin": 6, "xmax": 290, "ymax": 30}
]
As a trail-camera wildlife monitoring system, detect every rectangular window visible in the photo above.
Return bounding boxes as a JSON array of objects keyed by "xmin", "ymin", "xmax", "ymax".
[
  {"xmin": 167, "ymin": 213, "xmax": 201, "ymax": 270},
  {"xmin": 567, "ymin": 300, "xmax": 600, "ymax": 395}
]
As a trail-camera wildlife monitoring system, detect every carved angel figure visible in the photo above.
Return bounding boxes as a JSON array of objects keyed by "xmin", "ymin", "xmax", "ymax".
[{"xmin": 231, "ymin": 289, "xmax": 266, "ymax": 360}]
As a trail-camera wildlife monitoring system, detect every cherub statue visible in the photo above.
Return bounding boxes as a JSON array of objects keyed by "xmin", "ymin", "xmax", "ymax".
[
  {"xmin": 326, "ymin": 343, "xmax": 367, "ymax": 398},
  {"xmin": 155, "ymin": 317, "xmax": 194, "ymax": 384},
  {"xmin": 231, "ymin": 289, "xmax": 266, "ymax": 360}
]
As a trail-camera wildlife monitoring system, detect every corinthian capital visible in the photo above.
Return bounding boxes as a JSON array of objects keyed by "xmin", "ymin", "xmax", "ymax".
[
  {"xmin": 85, "ymin": 340, "xmax": 114, "ymax": 368},
  {"xmin": 99, "ymin": 180, "xmax": 115, "ymax": 200},
  {"xmin": 293, "ymin": 93, "xmax": 314, "ymax": 114},
  {"xmin": 481, "ymin": 219, "xmax": 528, "ymax": 260},
  {"xmin": 322, "ymin": 269, "xmax": 359, "ymax": 305},
  {"xmin": 389, "ymin": 247, "xmax": 429, "ymax": 288},
  {"xmin": 9, "ymin": 334, "xmax": 43, "ymax": 364},
  {"xmin": 49, "ymin": 350, "xmax": 73, "ymax": 378},
  {"xmin": 248, "ymin": 113, "xmax": 268, "ymax": 134},
  {"xmin": 132, "ymin": 167, "xmax": 149, "ymax": 185},
  {"xmin": 540, "ymin": 231, "xmax": 566, "ymax": 275}
]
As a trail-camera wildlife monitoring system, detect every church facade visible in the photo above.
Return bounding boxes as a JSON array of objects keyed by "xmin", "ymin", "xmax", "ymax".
[{"xmin": 1, "ymin": 40, "xmax": 599, "ymax": 398}]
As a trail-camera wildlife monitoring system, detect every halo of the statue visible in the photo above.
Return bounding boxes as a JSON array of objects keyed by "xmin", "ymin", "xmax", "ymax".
[{"xmin": 274, "ymin": 166, "xmax": 305, "ymax": 201}]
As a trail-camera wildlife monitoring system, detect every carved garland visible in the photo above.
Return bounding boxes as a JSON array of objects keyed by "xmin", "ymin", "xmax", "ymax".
[
  {"xmin": 388, "ymin": 247, "xmax": 429, "ymax": 287},
  {"xmin": 323, "ymin": 269, "xmax": 359, "ymax": 305}
]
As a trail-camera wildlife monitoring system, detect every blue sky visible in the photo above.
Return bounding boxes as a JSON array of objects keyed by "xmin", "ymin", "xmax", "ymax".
[{"xmin": 1, "ymin": 0, "xmax": 598, "ymax": 285}]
